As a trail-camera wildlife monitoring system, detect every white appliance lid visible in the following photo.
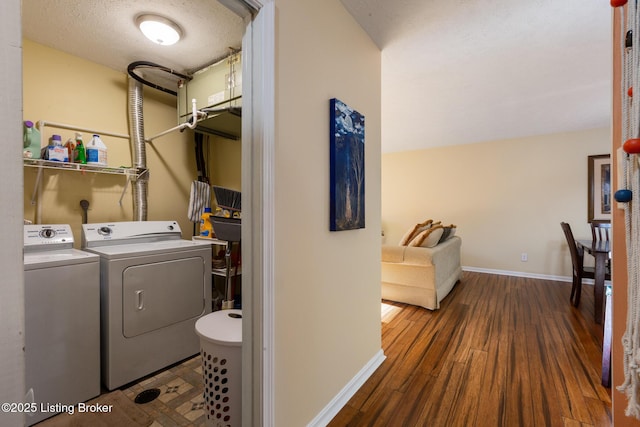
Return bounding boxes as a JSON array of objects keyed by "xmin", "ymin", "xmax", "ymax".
[
  {"xmin": 82, "ymin": 239, "xmax": 213, "ymax": 258},
  {"xmin": 24, "ymin": 248, "xmax": 99, "ymax": 270}
]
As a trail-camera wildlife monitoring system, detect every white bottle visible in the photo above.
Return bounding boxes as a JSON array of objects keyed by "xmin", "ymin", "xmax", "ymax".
[{"xmin": 86, "ymin": 134, "xmax": 107, "ymax": 166}]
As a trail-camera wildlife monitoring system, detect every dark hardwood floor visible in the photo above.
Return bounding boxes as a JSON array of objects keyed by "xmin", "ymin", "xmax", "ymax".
[{"xmin": 329, "ymin": 271, "xmax": 611, "ymax": 427}]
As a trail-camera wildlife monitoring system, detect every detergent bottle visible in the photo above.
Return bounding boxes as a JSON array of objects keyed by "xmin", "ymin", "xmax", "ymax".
[
  {"xmin": 42, "ymin": 135, "xmax": 68, "ymax": 162},
  {"xmin": 199, "ymin": 207, "xmax": 214, "ymax": 238},
  {"xmin": 22, "ymin": 121, "xmax": 41, "ymax": 159},
  {"xmin": 86, "ymin": 134, "xmax": 107, "ymax": 166}
]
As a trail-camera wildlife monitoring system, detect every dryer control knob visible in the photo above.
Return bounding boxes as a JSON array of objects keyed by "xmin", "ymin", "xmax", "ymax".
[{"xmin": 98, "ymin": 226, "xmax": 112, "ymax": 236}]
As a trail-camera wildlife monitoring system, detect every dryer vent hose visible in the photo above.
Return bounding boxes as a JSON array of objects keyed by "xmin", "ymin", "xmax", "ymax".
[{"xmin": 128, "ymin": 77, "xmax": 148, "ymax": 221}]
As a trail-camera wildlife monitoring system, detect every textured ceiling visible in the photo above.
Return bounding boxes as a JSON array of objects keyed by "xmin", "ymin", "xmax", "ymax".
[
  {"xmin": 341, "ymin": 0, "xmax": 613, "ymax": 152},
  {"xmin": 22, "ymin": 1, "xmax": 612, "ymax": 153},
  {"xmin": 22, "ymin": 0, "xmax": 244, "ymax": 75}
]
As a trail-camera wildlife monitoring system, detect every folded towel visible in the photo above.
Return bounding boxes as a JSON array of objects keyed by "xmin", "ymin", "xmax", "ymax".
[{"xmin": 187, "ymin": 181, "xmax": 211, "ymax": 222}]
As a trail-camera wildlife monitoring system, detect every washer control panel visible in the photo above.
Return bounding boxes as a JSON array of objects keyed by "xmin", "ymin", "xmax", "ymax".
[{"xmin": 24, "ymin": 224, "xmax": 75, "ymax": 250}]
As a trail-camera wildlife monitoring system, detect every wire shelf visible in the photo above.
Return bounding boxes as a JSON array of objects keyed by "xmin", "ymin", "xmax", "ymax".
[{"xmin": 23, "ymin": 158, "xmax": 145, "ymax": 178}]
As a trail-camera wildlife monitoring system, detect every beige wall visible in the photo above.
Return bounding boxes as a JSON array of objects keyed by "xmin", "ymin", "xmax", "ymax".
[
  {"xmin": 274, "ymin": 0, "xmax": 382, "ymax": 424},
  {"xmin": 0, "ymin": 0, "xmax": 25, "ymax": 424},
  {"xmin": 382, "ymin": 127, "xmax": 610, "ymax": 278},
  {"xmin": 208, "ymin": 136, "xmax": 242, "ymax": 191},
  {"xmin": 22, "ymin": 40, "xmax": 239, "ymax": 239}
]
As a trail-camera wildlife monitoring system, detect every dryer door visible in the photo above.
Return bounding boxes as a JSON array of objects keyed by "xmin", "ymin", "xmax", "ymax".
[{"xmin": 122, "ymin": 257, "xmax": 205, "ymax": 337}]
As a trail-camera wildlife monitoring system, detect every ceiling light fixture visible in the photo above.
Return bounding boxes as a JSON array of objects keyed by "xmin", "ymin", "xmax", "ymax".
[{"xmin": 136, "ymin": 14, "xmax": 182, "ymax": 46}]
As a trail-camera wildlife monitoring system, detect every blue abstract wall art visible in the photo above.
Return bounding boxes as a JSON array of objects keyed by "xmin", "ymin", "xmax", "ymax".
[{"xmin": 330, "ymin": 98, "xmax": 365, "ymax": 231}]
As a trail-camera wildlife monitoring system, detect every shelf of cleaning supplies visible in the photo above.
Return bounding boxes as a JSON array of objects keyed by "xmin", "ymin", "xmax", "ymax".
[{"xmin": 23, "ymin": 158, "xmax": 146, "ymax": 178}]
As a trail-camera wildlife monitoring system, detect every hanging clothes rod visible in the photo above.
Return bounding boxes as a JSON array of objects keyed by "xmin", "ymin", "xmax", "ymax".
[
  {"xmin": 146, "ymin": 99, "xmax": 206, "ymax": 143},
  {"xmin": 37, "ymin": 120, "xmax": 130, "ymax": 140}
]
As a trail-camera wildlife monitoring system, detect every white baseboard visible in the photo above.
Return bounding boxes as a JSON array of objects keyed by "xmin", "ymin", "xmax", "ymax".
[
  {"xmin": 461, "ymin": 266, "xmax": 610, "ymax": 285},
  {"xmin": 307, "ymin": 349, "xmax": 386, "ymax": 427}
]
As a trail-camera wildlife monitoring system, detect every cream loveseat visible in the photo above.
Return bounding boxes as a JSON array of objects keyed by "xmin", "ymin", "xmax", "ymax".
[{"xmin": 381, "ymin": 220, "xmax": 462, "ymax": 310}]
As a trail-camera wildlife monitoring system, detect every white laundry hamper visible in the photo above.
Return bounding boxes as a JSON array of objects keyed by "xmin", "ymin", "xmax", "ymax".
[{"xmin": 195, "ymin": 309, "xmax": 242, "ymax": 426}]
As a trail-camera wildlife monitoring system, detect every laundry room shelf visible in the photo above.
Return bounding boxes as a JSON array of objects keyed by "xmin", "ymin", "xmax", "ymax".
[
  {"xmin": 192, "ymin": 237, "xmax": 230, "ymax": 246},
  {"xmin": 192, "ymin": 237, "xmax": 241, "ymax": 277},
  {"xmin": 23, "ymin": 159, "xmax": 144, "ymax": 178}
]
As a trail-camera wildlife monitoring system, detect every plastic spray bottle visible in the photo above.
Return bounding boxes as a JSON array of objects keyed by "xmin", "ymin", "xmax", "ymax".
[{"xmin": 74, "ymin": 133, "xmax": 86, "ymax": 164}]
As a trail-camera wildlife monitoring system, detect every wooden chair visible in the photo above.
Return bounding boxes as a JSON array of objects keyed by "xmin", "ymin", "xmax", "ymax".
[
  {"xmin": 591, "ymin": 220, "xmax": 612, "ymax": 272},
  {"xmin": 591, "ymin": 220, "xmax": 612, "ymax": 242},
  {"xmin": 560, "ymin": 222, "xmax": 611, "ymax": 307},
  {"xmin": 589, "ymin": 221, "xmax": 613, "ymax": 386}
]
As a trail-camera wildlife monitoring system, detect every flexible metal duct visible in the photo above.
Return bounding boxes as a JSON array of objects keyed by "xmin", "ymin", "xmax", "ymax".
[
  {"xmin": 126, "ymin": 62, "xmax": 193, "ymax": 221},
  {"xmin": 128, "ymin": 77, "xmax": 148, "ymax": 221}
]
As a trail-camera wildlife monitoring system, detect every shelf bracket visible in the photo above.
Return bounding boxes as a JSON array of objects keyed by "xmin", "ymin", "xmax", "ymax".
[
  {"xmin": 30, "ymin": 167, "xmax": 43, "ymax": 205},
  {"xmin": 119, "ymin": 177, "xmax": 131, "ymax": 206}
]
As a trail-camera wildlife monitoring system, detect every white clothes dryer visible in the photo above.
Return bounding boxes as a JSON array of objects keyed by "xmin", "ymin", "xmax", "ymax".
[
  {"xmin": 23, "ymin": 224, "xmax": 100, "ymax": 426},
  {"xmin": 82, "ymin": 221, "xmax": 212, "ymax": 390}
]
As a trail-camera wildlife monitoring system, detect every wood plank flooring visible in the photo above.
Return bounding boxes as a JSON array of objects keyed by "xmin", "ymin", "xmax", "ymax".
[{"xmin": 329, "ymin": 271, "xmax": 612, "ymax": 427}]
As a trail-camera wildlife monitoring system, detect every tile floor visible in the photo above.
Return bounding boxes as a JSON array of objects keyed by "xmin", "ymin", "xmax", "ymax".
[{"xmin": 121, "ymin": 355, "xmax": 208, "ymax": 427}]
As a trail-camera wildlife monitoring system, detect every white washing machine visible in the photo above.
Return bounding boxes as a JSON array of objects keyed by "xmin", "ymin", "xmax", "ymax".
[
  {"xmin": 81, "ymin": 220, "xmax": 212, "ymax": 390},
  {"xmin": 23, "ymin": 224, "xmax": 101, "ymax": 426}
]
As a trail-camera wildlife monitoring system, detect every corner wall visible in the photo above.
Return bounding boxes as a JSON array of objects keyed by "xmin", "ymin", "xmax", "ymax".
[
  {"xmin": 273, "ymin": 0, "xmax": 382, "ymax": 424},
  {"xmin": 382, "ymin": 127, "xmax": 610, "ymax": 278}
]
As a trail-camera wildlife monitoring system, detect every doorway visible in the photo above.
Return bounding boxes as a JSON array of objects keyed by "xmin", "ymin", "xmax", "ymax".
[{"xmin": 15, "ymin": 1, "xmax": 275, "ymax": 425}]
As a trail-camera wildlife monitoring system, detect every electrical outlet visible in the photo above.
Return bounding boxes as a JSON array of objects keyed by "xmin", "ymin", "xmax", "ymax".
[{"xmin": 521, "ymin": 252, "xmax": 528, "ymax": 262}]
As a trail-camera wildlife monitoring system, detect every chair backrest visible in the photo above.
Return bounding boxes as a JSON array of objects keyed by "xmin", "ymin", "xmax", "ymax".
[
  {"xmin": 560, "ymin": 222, "xmax": 583, "ymax": 274},
  {"xmin": 591, "ymin": 221, "xmax": 612, "ymax": 242}
]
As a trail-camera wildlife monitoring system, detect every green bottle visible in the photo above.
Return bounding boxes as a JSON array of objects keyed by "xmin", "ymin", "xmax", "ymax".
[
  {"xmin": 74, "ymin": 132, "xmax": 86, "ymax": 164},
  {"xmin": 23, "ymin": 121, "xmax": 41, "ymax": 159}
]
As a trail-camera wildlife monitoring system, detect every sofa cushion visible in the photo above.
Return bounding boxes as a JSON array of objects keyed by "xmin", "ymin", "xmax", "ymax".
[
  {"xmin": 438, "ymin": 224, "xmax": 457, "ymax": 243},
  {"xmin": 409, "ymin": 225, "xmax": 445, "ymax": 248},
  {"xmin": 399, "ymin": 219, "xmax": 433, "ymax": 246}
]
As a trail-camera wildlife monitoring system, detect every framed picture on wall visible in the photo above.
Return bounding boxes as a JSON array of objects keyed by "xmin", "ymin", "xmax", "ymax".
[
  {"xmin": 588, "ymin": 154, "xmax": 611, "ymax": 222},
  {"xmin": 329, "ymin": 98, "xmax": 365, "ymax": 231}
]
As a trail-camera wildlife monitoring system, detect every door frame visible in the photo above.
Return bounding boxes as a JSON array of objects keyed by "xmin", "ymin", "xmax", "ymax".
[{"xmin": 235, "ymin": 1, "xmax": 275, "ymax": 425}]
